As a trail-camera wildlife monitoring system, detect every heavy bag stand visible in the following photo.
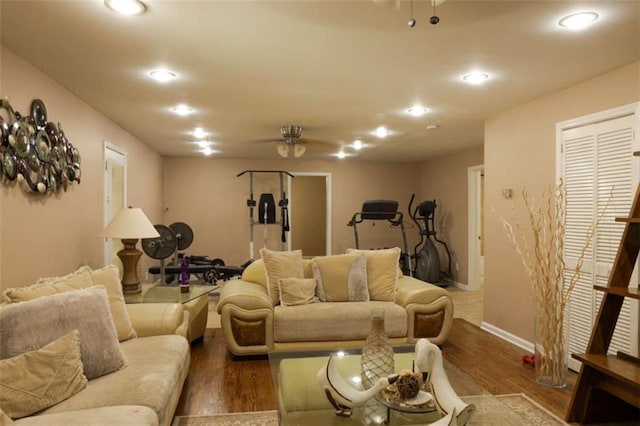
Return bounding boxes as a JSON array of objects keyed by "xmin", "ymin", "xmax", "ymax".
[
  {"xmin": 347, "ymin": 199, "xmax": 412, "ymax": 277},
  {"xmin": 237, "ymin": 170, "xmax": 294, "ymax": 260}
]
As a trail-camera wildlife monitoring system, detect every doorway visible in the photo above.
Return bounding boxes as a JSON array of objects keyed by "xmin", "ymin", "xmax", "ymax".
[
  {"xmin": 287, "ymin": 173, "xmax": 331, "ymax": 256},
  {"xmin": 103, "ymin": 142, "xmax": 127, "ymax": 269}
]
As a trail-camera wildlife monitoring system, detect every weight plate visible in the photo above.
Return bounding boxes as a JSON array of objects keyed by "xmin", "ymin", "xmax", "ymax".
[
  {"xmin": 141, "ymin": 224, "xmax": 177, "ymax": 260},
  {"xmin": 169, "ymin": 222, "xmax": 193, "ymax": 251}
]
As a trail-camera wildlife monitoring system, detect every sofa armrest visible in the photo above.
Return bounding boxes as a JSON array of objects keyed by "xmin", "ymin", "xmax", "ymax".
[
  {"xmin": 126, "ymin": 303, "xmax": 186, "ymax": 337},
  {"xmin": 217, "ymin": 279, "xmax": 274, "ymax": 356},
  {"xmin": 395, "ymin": 276, "xmax": 450, "ymax": 307},
  {"xmin": 395, "ymin": 276, "xmax": 453, "ymax": 345},
  {"xmin": 217, "ymin": 279, "xmax": 272, "ymax": 313}
]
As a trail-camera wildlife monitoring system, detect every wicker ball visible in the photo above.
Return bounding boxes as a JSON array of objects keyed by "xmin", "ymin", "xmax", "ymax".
[{"xmin": 396, "ymin": 374, "xmax": 420, "ymax": 399}]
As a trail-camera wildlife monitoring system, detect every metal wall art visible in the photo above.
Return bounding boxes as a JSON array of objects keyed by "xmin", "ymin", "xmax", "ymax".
[{"xmin": 0, "ymin": 98, "xmax": 81, "ymax": 194}]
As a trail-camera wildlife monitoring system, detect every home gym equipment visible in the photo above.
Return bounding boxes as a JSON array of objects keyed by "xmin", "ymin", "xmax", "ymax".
[
  {"xmin": 347, "ymin": 200, "xmax": 412, "ymax": 276},
  {"xmin": 142, "ymin": 221, "xmax": 242, "ymax": 285},
  {"xmin": 237, "ymin": 170, "xmax": 294, "ymax": 260},
  {"xmin": 408, "ymin": 194, "xmax": 452, "ymax": 286}
]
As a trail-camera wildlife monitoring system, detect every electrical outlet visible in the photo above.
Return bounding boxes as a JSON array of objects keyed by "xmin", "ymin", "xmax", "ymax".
[{"xmin": 455, "ymin": 262, "xmax": 459, "ymax": 272}]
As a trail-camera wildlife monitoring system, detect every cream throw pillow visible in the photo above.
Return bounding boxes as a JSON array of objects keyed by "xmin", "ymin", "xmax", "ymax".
[
  {"xmin": 312, "ymin": 253, "xmax": 368, "ymax": 302},
  {"xmin": 346, "ymin": 247, "xmax": 401, "ymax": 301},
  {"xmin": 2, "ymin": 265, "xmax": 136, "ymax": 342},
  {"xmin": 278, "ymin": 278, "xmax": 318, "ymax": 306},
  {"xmin": 0, "ymin": 286, "xmax": 127, "ymax": 380},
  {"xmin": 260, "ymin": 249, "xmax": 305, "ymax": 305},
  {"xmin": 0, "ymin": 330, "xmax": 87, "ymax": 419}
]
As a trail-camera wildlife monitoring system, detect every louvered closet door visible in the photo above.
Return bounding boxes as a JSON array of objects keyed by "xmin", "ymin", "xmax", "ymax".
[{"xmin": 562, "ymin": 113, "xmax": 638, "ymax": 372}]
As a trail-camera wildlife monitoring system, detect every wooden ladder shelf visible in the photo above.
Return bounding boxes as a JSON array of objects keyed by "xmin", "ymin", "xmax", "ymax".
[{"xmin": 566, "ymin": 151, "xmax": 640, "ymax": 423}]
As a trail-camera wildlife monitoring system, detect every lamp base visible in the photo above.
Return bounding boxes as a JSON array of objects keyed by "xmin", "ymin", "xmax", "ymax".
[{"xmin": 118, "ymin": 238, "xmax": 142, "ymax": 295}]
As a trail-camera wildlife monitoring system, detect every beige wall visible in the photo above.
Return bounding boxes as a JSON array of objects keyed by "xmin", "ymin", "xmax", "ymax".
[
  {"xmin": 0, "ymin": 46, "xmax": 163, "ymax": 290},
  {"xmin": 419, "ymin": 146, "xmax": 484, "ymax": 286},
  {"xmin": 162, "ymin": 158, "xmax": 422, "ymax": 266},
  {"xmin": 484, "ymin": 61, "xmax": 640, "ymax": 341}
]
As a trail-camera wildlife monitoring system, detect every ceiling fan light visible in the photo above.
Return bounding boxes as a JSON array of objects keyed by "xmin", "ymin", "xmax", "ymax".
[
  {"xmin": 277, "ymin": 144, "xmax": 290, "ymax": 158},
  {"xmin": 293, "ymin": 145, "xmax": 306, "ymax": 158},
  {"xmin": 105, "ymin": 0, "xmax": 147, "ymax": 16}
]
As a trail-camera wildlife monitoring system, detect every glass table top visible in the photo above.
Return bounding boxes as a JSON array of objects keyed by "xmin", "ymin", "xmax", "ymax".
[
  {"xmin": 269, "ymin": 345, "xmax": 510, "ymax": 425},
  {"xmin": 124, "ymin": 283, "xmax": 216, "ymax": 304}
]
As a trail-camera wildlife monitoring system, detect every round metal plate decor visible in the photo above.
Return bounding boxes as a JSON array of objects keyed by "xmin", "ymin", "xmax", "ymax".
[
  {"xmin": 4, "ymin": 153, "xmax": 16, "ymax": 180},
  {"xmin": 30, "ymin": 99, "xmax": 48, "ymax": 128},
  {"xmin": 35, "ymin": 130, "xmax": 51, "ymax": 162}
]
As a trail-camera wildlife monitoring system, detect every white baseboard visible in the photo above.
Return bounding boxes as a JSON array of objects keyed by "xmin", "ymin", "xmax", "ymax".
[
  {"xmin": 480, "ymin": 321, "xmax": 534, "ymax": 353},
  {"xmin": 446, "ymin": 279, "xmax": 470, "ymax": 290}
]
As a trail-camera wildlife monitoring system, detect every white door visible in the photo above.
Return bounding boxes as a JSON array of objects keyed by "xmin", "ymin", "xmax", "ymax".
[
  {"xmin": 467, "ymin": 165, "xmax": 485, "ymax": 290},
  {"xmin": 104, "ymin": 142, "xmax": 127, "ymax": 268},
  {"xmin": 559, "ymin": 105, "xmax": 639, "ymax": 371}
]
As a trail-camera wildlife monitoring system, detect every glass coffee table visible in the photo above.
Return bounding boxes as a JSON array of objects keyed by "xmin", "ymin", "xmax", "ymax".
[
  {"xmin": 269, "ymin": 346, "xmax": 521, "ymax": 425},
  {"xmin": 123, "ymin": 283, "xmax": 215, "ymax": 304}
]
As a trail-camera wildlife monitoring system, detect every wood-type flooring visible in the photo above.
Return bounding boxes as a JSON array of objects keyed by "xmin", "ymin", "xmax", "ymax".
[{"xmin": 175, "ymin": 318, "xmax": 576, "ymax": 420}]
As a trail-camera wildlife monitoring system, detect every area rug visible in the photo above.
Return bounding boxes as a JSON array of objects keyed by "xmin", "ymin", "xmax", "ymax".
[{"xmin": 172, "ymin": 393, "xmax": 567, "ymax": 425}]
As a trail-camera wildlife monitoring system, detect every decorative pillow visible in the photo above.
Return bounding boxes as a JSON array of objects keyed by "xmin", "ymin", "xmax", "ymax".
[
  {"xmin": 89, "ymin": 265, "xmax": 137, "ymax": 341},
  {"xmin": 0, "ymin": 286, "xmax": 127, "ymax": 380},
  {"xmin": 2, "ymin": 267, "xmax": 93, "ymax": 303},
  {"xmin": 312, "ymin": 253, "xmax": 368, "ymax": 302},
  {"xmin": 260, "ymin": 249, "xmax": 305, "ymax": 305},
  {"xmin": 346, "ymin": 247, "xmax": 401, "ymax": 301},
  {"xmin": 278, "ymin": 278, "xmax": 318, "ymax": 306},
  {"xmin": 2, "ymin": 265, "xmax": 136, "ymax": 342},
  {"xmin": 0, "ymin": 408, "xmax": 14, "ymax": 425},
  {"xmin": 0, "ymin": 330, "xmax": 87, "ymax": 419}
]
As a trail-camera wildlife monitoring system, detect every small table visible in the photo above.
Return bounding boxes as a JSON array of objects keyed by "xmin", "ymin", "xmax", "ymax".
[
  {"xmin": 269, "ymin": 346, "xmax": 508, "ymax": 425},
  {"xmin": 125, "ymin": 284, "xmax": 215, "ymax": 342}
]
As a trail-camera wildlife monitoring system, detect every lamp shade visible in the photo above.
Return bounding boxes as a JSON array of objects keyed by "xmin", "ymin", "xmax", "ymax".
[{"xmin": 100, "ymin": 207, "xmax": 159, "ymax": 239}]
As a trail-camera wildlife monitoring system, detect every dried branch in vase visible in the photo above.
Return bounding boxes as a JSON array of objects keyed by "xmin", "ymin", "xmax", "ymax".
[{"xmin": 495, "ymin": 179, "xmax": 609, "ymax": 386}]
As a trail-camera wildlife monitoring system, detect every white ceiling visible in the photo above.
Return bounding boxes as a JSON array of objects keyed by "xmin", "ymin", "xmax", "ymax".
[{"xmin": 1, "ymin": 1, "xmax": 638, "ymax": 162}]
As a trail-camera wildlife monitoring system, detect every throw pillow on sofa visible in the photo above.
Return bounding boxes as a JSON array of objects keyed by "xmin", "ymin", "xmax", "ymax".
[
  {"xmin": 277, "ymin": 278, "xmax": 318, "ymax": 306},
  {"xmin": 2, "ymin": 265, "xmax": 137, "ymax": 342},
  {"xmin": 0, "ymin": 330, "xmax": 87, "ymax": 419},
  {"xmin": 312, "ymin": 253, "xmax": 368, "ymax": 302},
  {"xmin": 261, "ymin": 249, "xmax": 305, "ymax": 305},
  {"xmin": 346, "ymin": 247, "xmax": 401, "ymax": 302},
  {"xmin": 0, "ymin": 286, "xmax": 127, "ymax": 379}
]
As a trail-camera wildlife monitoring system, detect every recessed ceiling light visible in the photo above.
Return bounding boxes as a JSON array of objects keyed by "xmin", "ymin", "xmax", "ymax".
[
  {"xmin": 374, "ymin": 126, "xmax": 390, "ymax": 138},
  {"xmin": 171, "ymin": 104, "xmax": 193, "ymax": 116},
  {"xmin": 196, "ymin": 140, "xmax": 211, "ymax": 148},
  {"xmin": 192, "ymin": 127, "xmax": 207, "ymax": 139},
  {"xmin": 149, "ymin": 69, "xmax": 176, "ymax": 83},
  {"xmin": 427, "ymin": 124, "xmax": 440, "ymax": 130},
  {"xmin": 407, "ymin": 105, "xmax": 429, "ymax": 117},
  {"xmin": 558, "ymin": 12, "xmax": 599, "ymax": 30},
  {"xmin": 352, "ymin": 140, "xmax": 364, "ymax": 150},
  {"xmin": 462, "ymin": 72, "xmax": 489, "ymax": 85},
  {"xmin": 336, "ymin": 151, "xmax": 347, "ymax": 159},
  {"xmin": 104, "ymin": 0, "xmax": 147, "ymax": 16},
  {"xmin": 202, "ymin": 147, "xmax": 214, "ymax": 156}
]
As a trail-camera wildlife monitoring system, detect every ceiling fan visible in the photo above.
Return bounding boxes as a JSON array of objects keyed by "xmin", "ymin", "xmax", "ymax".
[{"xmin": 277, "ymin": 125, "xmax": 307, "ymax": 158}]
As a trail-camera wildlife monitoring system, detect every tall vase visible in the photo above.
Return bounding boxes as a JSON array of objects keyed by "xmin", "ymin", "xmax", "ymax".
[
  {"xmin": 534, "ymin": 304, "xmax": 569, "ymax": 388},
  {"xmin": 361, "ymin": 308, "xmax": 395, "ymax": 390}
]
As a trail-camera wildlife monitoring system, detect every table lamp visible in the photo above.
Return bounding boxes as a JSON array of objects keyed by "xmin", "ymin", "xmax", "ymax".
[{"xmin": 100, "ymin": 207, "xmax": 159, "ymax": 294}]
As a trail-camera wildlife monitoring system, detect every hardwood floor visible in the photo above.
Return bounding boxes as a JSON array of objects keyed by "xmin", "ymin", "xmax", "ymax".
[{"xmin": 175, "ymin": 318, "xmax": 576, "ymax": 420}]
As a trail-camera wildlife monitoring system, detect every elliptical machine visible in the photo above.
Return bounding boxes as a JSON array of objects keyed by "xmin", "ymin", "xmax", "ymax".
[{"xmin": 408, "ymin": 195, "xmax": 452, "ymax": 286}]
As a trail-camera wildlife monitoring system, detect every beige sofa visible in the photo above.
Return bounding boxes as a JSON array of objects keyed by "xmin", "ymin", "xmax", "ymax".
[
  {"xmin": 0, "ymin": 266, "xmax": 191, "ymax": 426},
  {"xmin": 217, "ymin": 252, "xmax": 453, "ymax": 356}
]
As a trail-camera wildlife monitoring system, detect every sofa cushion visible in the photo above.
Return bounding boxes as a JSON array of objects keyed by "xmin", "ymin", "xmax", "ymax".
[
  {"xmin": 2, "ymin": 265, "xmax": 136, "ymax": 342},
  {"xmin": 312, "ymin": 253, "xmax": 368, "ymax": 302},
  {"xmin": 278, "ymin": 278, "xmax": 318, "ymax": 306},
  {"xmin": 346, "ymin": 247, "xmax": 401, "ymax": 302},
  {"xmin": 39, "ymin": 335, "xmax": 189, "ymax": 426},
  {"xmin": 261, "ymin": 249, "xmax": 305, "ymax": 305},
  {"xmin": 0, "ymin": 330, "xmax": 87, "ymax": 419},
  {"xmin": 0, "ymin": 287, "xmax": 127, "ymax": 380},
  {"xmin": 274, "ymin": 301, "xmax": 407, "ymax": 342},
  {"xmin": 14, "ymin": 406, "xmax": 159, "ymax": 426}
]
